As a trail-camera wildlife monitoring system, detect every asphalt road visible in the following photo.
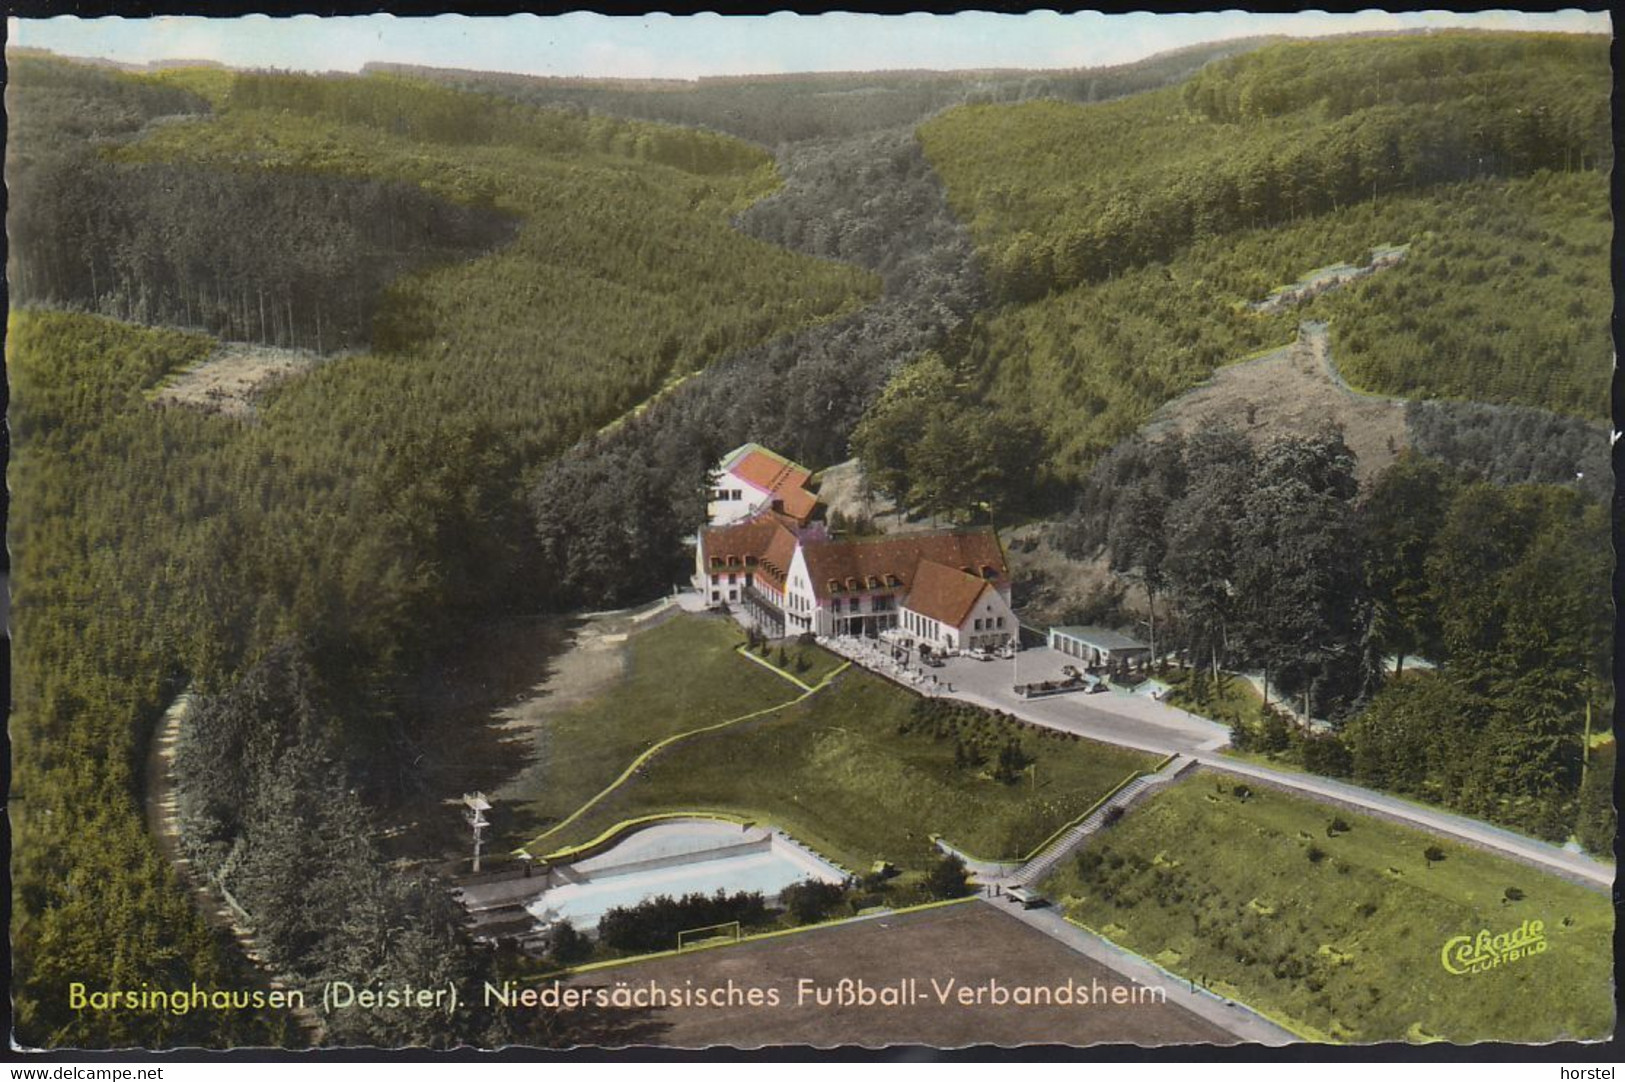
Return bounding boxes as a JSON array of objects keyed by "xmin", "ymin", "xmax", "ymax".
[{"xmin": 923, "ymin": 648, "xmax": 1613, "ymax": 890}]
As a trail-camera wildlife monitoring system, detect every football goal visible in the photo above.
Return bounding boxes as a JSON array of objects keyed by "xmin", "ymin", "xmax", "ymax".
[{"xmin": 676, "ymin": 920, "xmax": 743, "ymax": 952}]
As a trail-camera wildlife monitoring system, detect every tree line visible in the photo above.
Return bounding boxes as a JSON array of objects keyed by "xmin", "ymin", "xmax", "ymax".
[
  {"xmin": 174, "ymin": 646, "xmax": 513, "ymax": 1047},
  {"xmin": 379, "ymin": 35, "xmax": 1272, "ymax": 149},
  {"xmin": 1062, "ymin": 433, "xmax": 1610, "ymax": 846}
]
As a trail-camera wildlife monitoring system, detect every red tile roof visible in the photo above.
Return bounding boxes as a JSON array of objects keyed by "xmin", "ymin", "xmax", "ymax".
[
  {"xmin": 699, "ymin": 511, "xmax": 801, "ymax": 591},
  {"xmin": 905, "ymin": 560, "xmax": 996, "ymax": 628},
  {"xmin": 773, "ymin": 484, "xmax": 818, "ymax": 523},
  {"xmin": 722, "ymin": 443, "xmax": 818, "ymax": 525},
  {"xmin": 802, "ymin": 527, "xmax": 1007, "ymax": 604}
]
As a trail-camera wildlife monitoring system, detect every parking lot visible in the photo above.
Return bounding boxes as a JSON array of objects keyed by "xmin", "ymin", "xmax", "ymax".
[{"xmin": 823, "ymin": 633, "xmax": 1229, "ymax": 758}]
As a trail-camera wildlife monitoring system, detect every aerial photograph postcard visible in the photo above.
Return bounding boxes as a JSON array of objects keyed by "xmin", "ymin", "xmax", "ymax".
[{"xmin": 5, "ymin": 7, "xmax": 1616, "ymax": 1054}]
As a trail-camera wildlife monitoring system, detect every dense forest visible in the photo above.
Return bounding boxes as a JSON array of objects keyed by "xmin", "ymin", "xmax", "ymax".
[
  {"xmin": 921, "ymin": 34, "xmax": 1609, "ymax": 300},
  {"xmin": 9, "ymin": 58, "xmax": 521, "ymax": 351},
  {"xmin": 6, "ymin": 57, "xmax": 873, "ymax": 1047},
  {"xmin": 1059, "ymin": 436, "xmax": 1612, "ymax": 847},
  {"xmin": 423, "ymin": 41, "xmax": 1285, "ymax": 604},
  {"xmin": 526, "ymin": 122, "xmax": 989, "ymax": 605},
  {"xmin": 902, "ymin": 33, "xmax": 1611, "ymax": 490},
  {"xmin": 9, "ymin": 29, "xmax": 1615, "ymax": 1049}
]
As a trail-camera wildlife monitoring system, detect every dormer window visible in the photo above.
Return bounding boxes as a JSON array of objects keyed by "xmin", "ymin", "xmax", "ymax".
[
  {"xmin": 866, "ymin": 575, "xmax": 881, "ymax": 590},
  {"xmin": 981, "ymin": 564, "xmax": 998, "ymax": 579},
  {"xmin": 885, "ymin": 573, "xmax": 902, "ymax": 587},
  {"xmin": 846, "ymin": 577, "xmax": 860, "ymax": 591},
  {"xmin": 828, "ymin": 578, "xmax": 842, "ymax": 594}
]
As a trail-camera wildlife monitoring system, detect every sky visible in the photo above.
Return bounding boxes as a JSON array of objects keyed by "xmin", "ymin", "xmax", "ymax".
[{"xmin": 8, "ymin": 10, "xmax": 1612, "ymax": 81}]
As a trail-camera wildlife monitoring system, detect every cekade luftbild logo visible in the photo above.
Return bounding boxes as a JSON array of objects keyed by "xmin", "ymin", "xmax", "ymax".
[{"xmin": 1440, "ymin": 919, "xmax": 1548, "ymax": 975}]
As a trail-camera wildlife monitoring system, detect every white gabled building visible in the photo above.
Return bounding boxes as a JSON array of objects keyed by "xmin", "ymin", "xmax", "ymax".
[
  {"xmin": 695, "ymin": 447, "xmax": 1014, "ymax": 651},
  {"xmin": 706, "ymin": 443, "xmax": 819, "ymax": 527},
  {"xmin": 899, "ymin": 560, "xmax": 1018, "ymax": 654}
]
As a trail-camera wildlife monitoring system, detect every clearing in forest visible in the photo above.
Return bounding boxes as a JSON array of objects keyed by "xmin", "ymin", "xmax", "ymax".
[
  {"xmin": 1142, "ymin": 323, "xmax": 1407, "ymax": 484},
  {"xmin": 149, "ymin": 341, "xmax": 324, "ymax": 416}
]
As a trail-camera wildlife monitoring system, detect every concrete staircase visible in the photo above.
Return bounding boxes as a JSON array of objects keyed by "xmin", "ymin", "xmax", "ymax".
[{"xmin": 1007, "ymin": 754, "xmax": 1194, "ymax": 888}]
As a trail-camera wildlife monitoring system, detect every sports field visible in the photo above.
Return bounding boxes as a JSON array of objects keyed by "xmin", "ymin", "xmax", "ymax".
[{"xmin": 546, "ymin": 900, "xmax": 1237, "ymax": 1048}]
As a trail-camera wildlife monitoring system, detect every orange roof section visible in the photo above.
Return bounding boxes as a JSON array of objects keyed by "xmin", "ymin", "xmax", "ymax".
[
  {"xmin": 721, "ymin": 443, "xmax": 817, "ymax": 525},
  {"xmin": 698, "ymin": 511, "xmax": 801, "ymax": 591},
  {"xmin": 802, "ymin": 527, "xmax": 1007, "ymax": 603},
  {"xmin": 904, "ymin": 560, "xmax": 996, "ymax": 628}
]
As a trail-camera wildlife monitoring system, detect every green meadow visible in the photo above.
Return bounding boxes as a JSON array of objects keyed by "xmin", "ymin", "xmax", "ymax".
[
  {"xmin": 1043, "ymin": 775, "xmax": 1614, "ymax": 1043},
  {"xmin": 529, "ymin": 624, "xmax": 1158, "ymax": 870}
]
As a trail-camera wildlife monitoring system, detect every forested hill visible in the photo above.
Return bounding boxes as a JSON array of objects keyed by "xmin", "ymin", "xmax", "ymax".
[
  {"xmin": 7, "ymin": 56, "xmax": 876, "ymax": 1048},
  {"xmin": 903, "ymin": 32, "xmax": 1611, "ymax": 478},
  {"xmin": 923, "ymin": 33, "xmax": 1608, "ymax": 301},
  {"xmin": 367, "ymin": 36, "xmax": 1276, "ymax": 146},
  {"xmin": 9, "ymin": 59, "xmax": 521, "ymax": 352}
]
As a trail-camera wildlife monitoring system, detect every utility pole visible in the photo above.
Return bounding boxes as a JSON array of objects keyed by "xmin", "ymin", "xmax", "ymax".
[
  {"xmin": 1013, "ymin": 630, "xmax": 1020, "ymax": 692},
  {"xmin": 463, "ymin": 792, "xmax": 491, "ymax": 874}
]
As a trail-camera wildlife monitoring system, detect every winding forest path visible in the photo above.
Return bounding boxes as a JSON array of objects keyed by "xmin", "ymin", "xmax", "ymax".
[{"xmin": 144, "ymin": 692, "xmax": 326, "ymax": 1041}]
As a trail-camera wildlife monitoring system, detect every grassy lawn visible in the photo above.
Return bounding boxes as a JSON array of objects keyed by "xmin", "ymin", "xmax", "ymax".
[
  {"xmin": 1166, "ymin": 668, "xmax": 1318, "ymax": 774},
  {"xmin": 1164, "ymin": 667, "xmax": 1267, "ymax": 728},
  {"xmin": 742, "ymin": 638, "xmax": 848, "ymax": 687},
  {"xmin": 510, "ymin": 615, "xmax": 802, "ymax": 838},
  {"xmin": 1040, "ymin": 775, "xmax": 1614, "ymax": 1043},
  {"xmin": 543, "ymin": 668, "xmax": 1159, "ymax": 872}
]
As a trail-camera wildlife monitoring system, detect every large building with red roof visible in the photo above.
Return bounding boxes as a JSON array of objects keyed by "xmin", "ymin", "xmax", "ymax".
[{"xmin": 695, "ymin": 447, "xmax": 1015, "ymax": 653}]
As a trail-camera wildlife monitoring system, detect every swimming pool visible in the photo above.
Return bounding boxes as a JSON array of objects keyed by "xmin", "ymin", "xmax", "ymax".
[{"xmin": 524, "ymin": 819, "xmax": 846, "ymax": 932}]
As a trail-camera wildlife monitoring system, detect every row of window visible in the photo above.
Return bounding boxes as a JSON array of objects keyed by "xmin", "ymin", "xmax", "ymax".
[
  {"xmin": 711, "ymin": 488, "xmax": 746, "ymax": 502},
  {"xmin": 972, "ymin": 616, "xmax": 1006, "ymax": 632},
  {"xmin": 830, "ymin": 594, "xmax": 896, "ymax": 615},
  {"xmin": 903, "ymin": 609, "xmax": 939, "ymax": 640}
]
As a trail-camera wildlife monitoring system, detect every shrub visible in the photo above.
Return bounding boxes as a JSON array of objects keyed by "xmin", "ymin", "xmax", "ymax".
[
  {"xmin": 925, "ymin": 853, "xmax": 970, "ymax": 899},
  {"xmin": 1503, "ymin": 886, "xmax": 1525, "ymax": 903},
  {"xmin": 598, "ymin": 889, "xmax": 769, "ymax": 953},
  {"xmin": 1307, "ymin": 844, "xmax": 1327, "ymax": 864},
  {"xmin": 544, "ymin": 919, "xmax": 594, "ymax": 966},
  {"xmin": 1303, "ymin": 736, "xmax": 1354, "ymax": 777},
  {"xmin": 779, "ymin": 879, "xmax": 847, "ymax": 924}
]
